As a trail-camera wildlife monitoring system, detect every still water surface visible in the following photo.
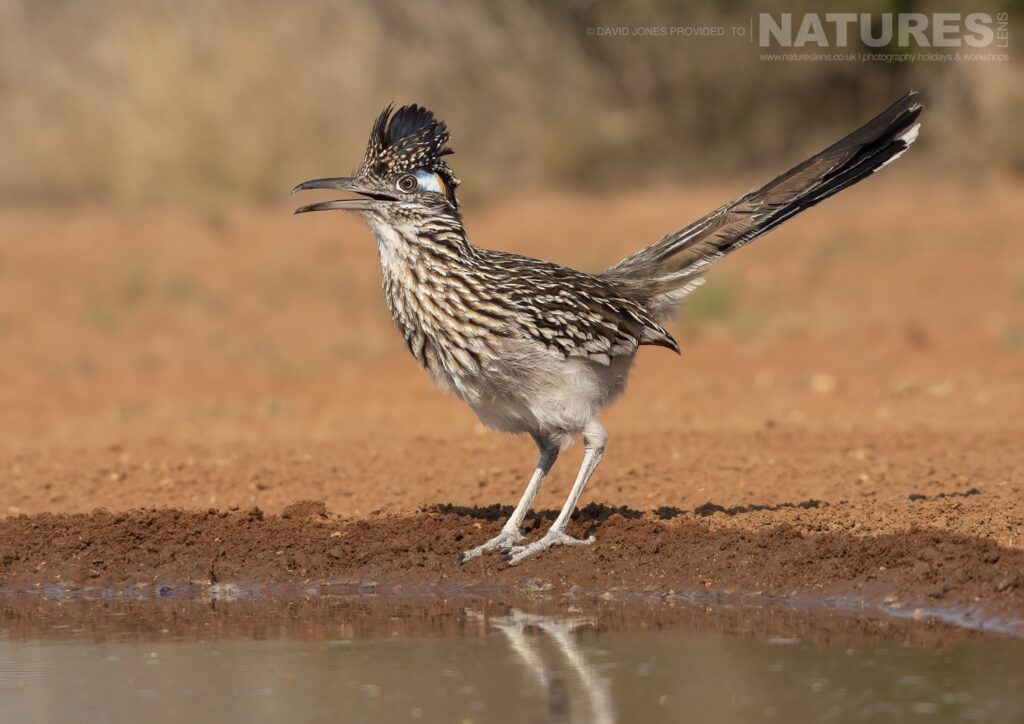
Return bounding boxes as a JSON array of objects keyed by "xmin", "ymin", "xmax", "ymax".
[{"xmin": 0, "ymin": 600, "xmax": 1022, "ymax": 723}]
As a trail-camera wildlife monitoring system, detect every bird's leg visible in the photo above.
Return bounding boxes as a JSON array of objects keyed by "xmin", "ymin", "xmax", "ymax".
[
  {"xmin": 456, "ymin": 438, "xmax": 559, "ymax": 564},
  {"xmin": 503, "ymin": 420, "xmax": 606, "ymax": 566}
]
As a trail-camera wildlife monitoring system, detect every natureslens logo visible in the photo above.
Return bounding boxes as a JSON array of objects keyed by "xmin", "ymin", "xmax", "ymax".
[
  {"xmin": 584, "ymin": 12, "xmax": 1010, "ymax": 63},
  {"xmin": 758, "ymin": 12, "xmax": 1009, "ymax": 48}
]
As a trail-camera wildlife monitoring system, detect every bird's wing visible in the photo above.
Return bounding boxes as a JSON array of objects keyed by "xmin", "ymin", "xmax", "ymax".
[{"xmin": 484, "ymin": 252, "xmax": 679, "ymax": 363}]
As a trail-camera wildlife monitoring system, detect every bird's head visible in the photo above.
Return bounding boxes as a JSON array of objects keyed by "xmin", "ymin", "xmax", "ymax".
[{"xmin": 292, "ymin": 103, "xmax": 460, "ymax": 222}]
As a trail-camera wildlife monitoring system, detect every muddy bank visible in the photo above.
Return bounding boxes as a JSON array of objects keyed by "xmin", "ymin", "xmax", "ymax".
[
  {"xmin": 0, "ymin": 590, "xmax": 989, "ymax": 647},
  {"xmin": 1, "ymin": 504, "xmax": 1020, "ymax": 634}
]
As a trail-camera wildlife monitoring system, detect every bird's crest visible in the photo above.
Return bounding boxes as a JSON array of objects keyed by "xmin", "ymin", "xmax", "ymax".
[{"xmin": 361, "ymin": 103, "xmax": 460, "ymax": 205}]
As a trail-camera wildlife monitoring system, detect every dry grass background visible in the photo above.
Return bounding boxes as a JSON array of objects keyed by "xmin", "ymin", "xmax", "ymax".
[{"xmin": 0, "ymin": 0, "xmax": 1021, "ymax": 209}]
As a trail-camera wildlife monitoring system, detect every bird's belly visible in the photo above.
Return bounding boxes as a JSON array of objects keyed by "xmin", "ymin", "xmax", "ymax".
[{"xmin": 440, "ymin": 342, "xmax": 635, "ymax": 445}]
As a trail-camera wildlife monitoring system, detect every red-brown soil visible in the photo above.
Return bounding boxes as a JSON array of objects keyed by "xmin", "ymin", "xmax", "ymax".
[{"xmin": 1, "ymin": 173, "xmax": 1022, "ymax": 631}]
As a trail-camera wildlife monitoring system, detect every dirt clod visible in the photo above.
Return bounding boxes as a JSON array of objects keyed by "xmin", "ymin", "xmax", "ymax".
[{"xmin": 281, "ymin": 500, "xmax": 329, "ymax": 520}]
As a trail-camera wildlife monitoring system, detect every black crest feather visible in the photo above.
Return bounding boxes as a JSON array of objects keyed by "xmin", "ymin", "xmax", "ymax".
[
  {"xmin": 381, "ymin": 105, "xmax": 445, "ymax": 149},
  {"xmin": 361, "ymin": 103, "xmax": 460, "ymax": 206}
]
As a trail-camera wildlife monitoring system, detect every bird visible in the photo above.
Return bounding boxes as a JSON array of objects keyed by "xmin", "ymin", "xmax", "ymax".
[{"xmin": 292, "ymin": 92, "xmax": 922, "ymax": 566}]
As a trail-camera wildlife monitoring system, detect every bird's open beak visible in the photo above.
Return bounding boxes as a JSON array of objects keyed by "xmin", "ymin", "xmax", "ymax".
[{"xmin": 290, "ymin": 177, "xmax": 396, "ymax": 214}]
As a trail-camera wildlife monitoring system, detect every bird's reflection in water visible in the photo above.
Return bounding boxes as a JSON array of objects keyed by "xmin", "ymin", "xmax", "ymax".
[{"xmin": 468, "ymin": 610, "xmax": 615, "ymax": 724}]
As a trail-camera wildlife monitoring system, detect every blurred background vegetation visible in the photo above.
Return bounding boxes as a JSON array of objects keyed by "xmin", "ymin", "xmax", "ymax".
[{"xmin": 0, "ymin": 0, "xmax": 1021, "ymax": 209}]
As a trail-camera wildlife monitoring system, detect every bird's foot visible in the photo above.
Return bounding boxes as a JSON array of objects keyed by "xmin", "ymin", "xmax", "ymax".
[
  {"xmin": 456, "ymin": 528, "xmax": 526, "ymax": 565},
  {"xmin": 501, "ymin": 530, "xmax": 595, "ymax": 566}
]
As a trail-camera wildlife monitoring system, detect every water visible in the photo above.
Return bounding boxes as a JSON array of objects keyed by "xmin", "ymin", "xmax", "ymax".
[{"xmin": 1, "ymin": 596, "xmax": 1022, "ymax": 723}]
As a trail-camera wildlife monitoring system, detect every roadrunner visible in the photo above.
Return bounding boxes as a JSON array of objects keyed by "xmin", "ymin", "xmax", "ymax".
[{"xmin": 293, "ymin": 92, "xmax": 922, "ymax": 565}]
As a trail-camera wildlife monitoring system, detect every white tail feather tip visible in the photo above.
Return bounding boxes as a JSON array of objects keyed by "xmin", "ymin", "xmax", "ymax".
[
  {"xmin": 877, "ymin": 122, "xmax": 921, "ymax": 171},
  {"xmin": 899, "ymin": 122, "xmax": 921, "ymax": 146}
]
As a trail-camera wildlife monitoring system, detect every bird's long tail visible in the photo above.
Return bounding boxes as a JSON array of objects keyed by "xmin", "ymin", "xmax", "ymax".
[{"xmin": 603, "ymin": 91, "xmax": 922, "ymax": 319}]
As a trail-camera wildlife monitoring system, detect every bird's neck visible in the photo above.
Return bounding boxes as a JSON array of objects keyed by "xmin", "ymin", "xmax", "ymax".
[
  {"xmin": 361, "ymin": 214, "xmax": 489, "ymax": 380},
  {"xmin": 363, "ymin": 215, "xmax": 475, "ymax": 280}
]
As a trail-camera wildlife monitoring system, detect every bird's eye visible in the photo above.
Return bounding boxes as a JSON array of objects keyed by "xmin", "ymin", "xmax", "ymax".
[{"xmin": 397, "ymin": 175, "xmax": 418, "ymax": 193}]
